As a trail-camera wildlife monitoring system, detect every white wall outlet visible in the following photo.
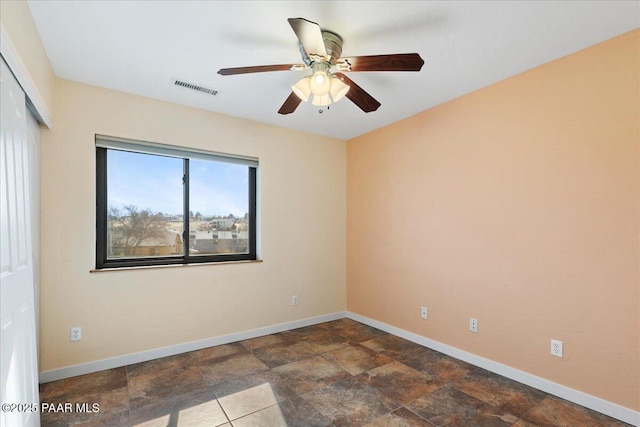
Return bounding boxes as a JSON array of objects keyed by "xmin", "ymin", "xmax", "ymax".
[
  {"xmin": 292, "ymin": 295, "xmax": 298, "ymax": 306},
  {"xmin": 421, "ymin": 306, "xmax": 428, "ymax": 319},
  {"xmin": 469, "ymin": 318, "xmax": 478, "ymax": 333},
  {"xmin": 551, "ymin": 339, "xmax": 563, "ymax": 357},
  {"xmin": 70, "ymin": 327, "xmax": 81, "ymax": 342}
]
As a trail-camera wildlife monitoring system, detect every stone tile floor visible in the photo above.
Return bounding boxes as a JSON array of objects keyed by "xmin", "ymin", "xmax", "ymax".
[{"xmin": 39, "ymin": 319, "xmax": 630, "ymax": 426}]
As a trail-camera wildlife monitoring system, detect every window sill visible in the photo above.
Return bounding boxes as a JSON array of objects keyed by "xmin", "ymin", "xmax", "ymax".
[{"xmin": 90, "ymin": 259, "xmax": 263, "ymax": 273}]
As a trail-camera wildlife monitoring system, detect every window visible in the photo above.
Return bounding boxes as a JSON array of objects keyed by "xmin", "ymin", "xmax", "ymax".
[{"xmin": 95, "ymin": 136, "xmax": 257, "ymax": 269}]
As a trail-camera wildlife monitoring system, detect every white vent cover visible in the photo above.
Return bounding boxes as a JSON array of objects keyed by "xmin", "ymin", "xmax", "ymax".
[{"xmin": 173, "ymin": 79, "xmax": 218, "ymax": 96}]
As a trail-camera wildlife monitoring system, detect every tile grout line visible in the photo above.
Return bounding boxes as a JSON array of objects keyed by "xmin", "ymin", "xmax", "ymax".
[
  {"xmin": 515, "ymin": 394, "xmax": 550, "ymax": 426},
  {"xmin": 125, "ymin": 365, "xmax": 133, "ymax": 426}
]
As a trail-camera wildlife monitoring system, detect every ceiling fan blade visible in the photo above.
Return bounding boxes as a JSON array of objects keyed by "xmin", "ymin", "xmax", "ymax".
[
  {"xmin": 218, "ymin": 64, "xmax": 302, "ymax": 76},
  {"xmin": 288, "ymin": 18, "xmax": 328, "ymax": 59},
  {"xmin": 334, "ymin": 73, "xmax": 381, "ymax": 113},
  {"xmin": 338, "ymin": 53, "xmax": 424, "ymax": 72},
  {"xmin": 278, "ymin": 92, "xmax": 302, "ymax": 115}
]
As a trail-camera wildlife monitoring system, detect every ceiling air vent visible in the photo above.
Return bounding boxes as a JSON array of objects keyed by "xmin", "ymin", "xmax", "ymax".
[{"xmin": 173, "ymin": 79, "xmax": 218, "ymax": 96}]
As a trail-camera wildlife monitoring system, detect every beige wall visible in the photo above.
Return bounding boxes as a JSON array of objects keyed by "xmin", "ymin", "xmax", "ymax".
[
  {"xmin": 347, "ymin": 29, "xmax": 639, "ymax": 411},
  {"xmin": 39, "ymin": 78, "xmax": 346, "ymax": 371},
  {"xmin": 0, "ymin": 0, "xmax": 55, "ymax": 120}
]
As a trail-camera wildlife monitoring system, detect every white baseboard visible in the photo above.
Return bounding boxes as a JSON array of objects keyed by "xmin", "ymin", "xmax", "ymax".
[
  {"xmin": 39, "ymin": 311, "xmax": 346, "ymax": 384},
  {"xmin": 39, "ymin": 310, "xmax": 638, "ymax": 426},
  {"xmin": 347, "ymin": 311, "xmax": 639, "ymax": 426}
]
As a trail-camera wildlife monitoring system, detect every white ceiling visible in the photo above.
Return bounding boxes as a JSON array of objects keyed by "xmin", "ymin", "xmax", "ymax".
[{"xmin": 28, "ymin": 1, "xmax": 638, "ymax": 140}]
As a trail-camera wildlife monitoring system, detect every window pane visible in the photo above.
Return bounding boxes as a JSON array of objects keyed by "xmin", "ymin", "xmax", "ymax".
[
  {"xmin": 189, "ymin": 159, "xmax": 249, "ymax": 256},
  {"xmin": 106, "ymin": 150, "xmax": 184, "ymax": 259}
]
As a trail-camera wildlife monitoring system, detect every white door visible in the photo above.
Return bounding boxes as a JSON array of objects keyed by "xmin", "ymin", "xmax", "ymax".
[{"xmin": 1, "ymin": 58, "xmax": 40, "ymax": 427}]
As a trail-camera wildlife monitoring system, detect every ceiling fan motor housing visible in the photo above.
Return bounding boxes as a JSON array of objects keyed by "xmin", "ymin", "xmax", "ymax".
[{"xmin": 321, "ymin": 30, "xmax": 343, "ymax": 65}]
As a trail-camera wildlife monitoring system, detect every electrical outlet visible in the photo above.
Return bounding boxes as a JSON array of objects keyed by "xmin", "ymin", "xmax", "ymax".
[
  {"xmin": 469, "ymin": 318, "xmax": 478, "ymax": 333},
  {"xmin": 421, "ymin": 306, "xmax": 428, "ymax": 319},
  {"xmin": 70, "ymin": 327, "xmax": 81, "ymax": 342},
  {"xmin": 292, "ymin": 295, "xmax": 298, "ymax": 306},
  {"xmin": 551, "ymin": 339, "xmax": 563, "ymax": 357}
]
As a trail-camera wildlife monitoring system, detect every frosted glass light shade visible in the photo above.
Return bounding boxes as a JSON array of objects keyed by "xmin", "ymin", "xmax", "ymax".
[
  {"xmin": 329, "ymin": 76, "xmax": 350, "ymax": 102},
  {"xmin": 312, "ymin": 94, "xmax": 331, "ymax": 106},
  {"xmin": 309, "ymin": 71, "xmax": 331, "ymax": 96},
  {"xmin": 308, "ymin": 62, "xmax": 331, "ymax": 96},
  {"xmin": 292, "ymin": 77, "xmax": 311, "ymax": 102}
]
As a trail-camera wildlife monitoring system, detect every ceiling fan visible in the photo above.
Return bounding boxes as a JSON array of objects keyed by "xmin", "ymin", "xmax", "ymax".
[{"xmin": 218, "ymin": 18, "xmax": 424, "ymax": 115}]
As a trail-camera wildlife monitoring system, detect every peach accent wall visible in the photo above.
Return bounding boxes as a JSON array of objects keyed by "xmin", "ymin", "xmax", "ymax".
[
  {"xmin": 347, "ymin": 30, "xmax": 639, "ymax": 410},
  {"xmin": 39, "ymin": 78, "xmax": 346, "ymax": 371},
  {"xmin": 0, "ymin": 0, "xmax": 55, "ymax": 120}
]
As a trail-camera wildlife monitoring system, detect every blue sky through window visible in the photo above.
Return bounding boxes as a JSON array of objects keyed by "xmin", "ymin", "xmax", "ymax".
[{"xmin": 107, "ymin": 150, "xmax": 249, "ymax": 217}]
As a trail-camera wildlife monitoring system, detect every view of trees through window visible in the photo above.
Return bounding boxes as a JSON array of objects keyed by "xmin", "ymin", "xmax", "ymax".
[{"xmin": 106, "ymin": 150, "xmax": 250, "ymax": 259}]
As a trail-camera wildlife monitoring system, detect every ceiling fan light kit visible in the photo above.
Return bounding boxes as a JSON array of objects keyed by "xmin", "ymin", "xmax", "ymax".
[
  {"xmin": 218, "ymin": 17, "xmax": 424, "ymax": 115},
  {"xmin": 309, "ymin": 62, "xmax": 331, "ymax": 95},
  {"xmin": 292, "ymin": 66, "xmax": 351, "ymax": 107}
]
